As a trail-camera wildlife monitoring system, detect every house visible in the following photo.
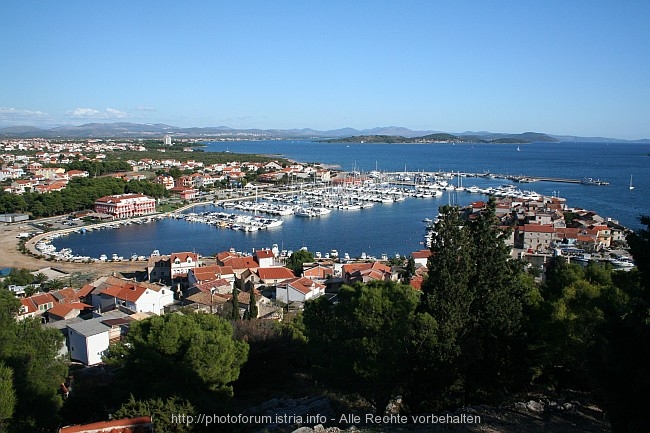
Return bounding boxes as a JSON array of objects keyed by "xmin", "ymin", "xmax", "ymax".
[
  {"xmin": 254, "ymin": 249, "xmax": 275, "ymax": 268},
  {"xmin": 411, "ymin": 249, "xmax": 432, "ymax": 267},
  {"xmin": 67, "ymin": 319, "xmax": 111, "ymax": 365},
  {"xmin": 153, "ymin": 174, "xmax": 175, "ymax": 190},
  {"xmin": 185, "ymin": 278, "xmax": 233, "ymax": 298},
  {"xmin": 18, "ymin": 298, "xmax": 39, "ymax": 321},
  {"xmin": 47, "ymin": 303, "xmax": 93, "ymax": 322},
  {"xmin": 302, "ymin": 263, "xmax": 334, "ymax": 280},
  {"xmin": 147, "ymin": 255, "xmax": 171, "ymax": 283},
  {"xmin": 30, "ymin": 292, "xmax": 57, "ymax": 313},
  {"xmin": 276, "ymin": 277, "xmax": 326, "ymax": 305},
  {"xmin": 170, "ymin": 187, "xmax": 198, "ymax": 200},
  {"xmin": 170, "ymin": 252, "xmax": 200, "ymax": 279},
  {"xmin": 517, "ymin": 224, "xmax": 556, "ymax": 252},
  {"xmin": 342, "ymin": 261, "xmax": 393, "ymax": 285},
  {"xmin": 67, "ymin": 314, "xmax": 132, "ymax": 366},
  {"xmin": 188, "ymin": 265, "xmax": 236, "ymax": 286},
  {"xmin": 257, "ymin": 267, "xmax": 296, "ymax": 285},
  {"xmin": 218, "ymin": 255, "xmax": 259, "ymax": 277},
  {"xmin": 93, "ymin": 282, "xmax": 173, "ymax": 315}
]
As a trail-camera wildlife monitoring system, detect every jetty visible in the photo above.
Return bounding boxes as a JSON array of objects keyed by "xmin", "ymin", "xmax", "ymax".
[{"xmin": 381, "ymin": 171, "xmax": 608, "ymax": 186}]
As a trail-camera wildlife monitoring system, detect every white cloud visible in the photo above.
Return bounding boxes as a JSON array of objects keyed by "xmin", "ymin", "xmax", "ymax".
[
  {"xmin": 69, "ymin": 108, "xmax": 100, "ymax": 118},
  {"xmin": 106, "ymin": 108, "xmax": 127, "ymax": 118},
  {"xmin": 0, "ymin": 107, "xmax": 48, "ymax": 124},
  {"xmin": 135, "ymin": 106, "xmax": 157, "ymax": 112},
  {"xmin": 67, "ymin": 107, "xmax": 128, "ymax": 119}
]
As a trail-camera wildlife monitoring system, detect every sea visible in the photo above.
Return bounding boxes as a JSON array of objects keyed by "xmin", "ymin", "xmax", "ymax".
[{"xmin": 52, "ymin": 140, "xmax": 650, "ymax": 260}]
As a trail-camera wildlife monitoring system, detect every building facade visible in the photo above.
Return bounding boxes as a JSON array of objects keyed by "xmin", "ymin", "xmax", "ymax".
[{"xmin": 94, "ymin": 194, "xmax": 156, "ymax": 219}]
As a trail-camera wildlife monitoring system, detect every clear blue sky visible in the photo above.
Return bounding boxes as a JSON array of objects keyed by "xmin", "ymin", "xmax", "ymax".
[{"xmin": 1, "ymin": 1, "xmax": 649, "ymax": 139}]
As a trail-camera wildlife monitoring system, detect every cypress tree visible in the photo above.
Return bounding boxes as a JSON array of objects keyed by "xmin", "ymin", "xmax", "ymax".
[
  {"xmin": 419, "ymin": 205, "xmax": 475, "ymax": 359},
  {"xmin": 248, "ymin": 289, "xmax": 258, "ymax": 320},
  {"xmin": 461, "ymin": 197, "xmax": 527, "ymax": 400},
  {"xmin": 231, "ymin": 286, "xmax": 240, "ymax": 320}
]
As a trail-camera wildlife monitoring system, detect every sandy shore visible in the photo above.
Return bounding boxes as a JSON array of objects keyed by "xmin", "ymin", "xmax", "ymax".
[
  {"xmin": 0, "ymin": 191, "xmax": 298, "ymax": 278},
  {"xmin": 0, "ymin": 222, "xmax": 147, "ymax": 276}
]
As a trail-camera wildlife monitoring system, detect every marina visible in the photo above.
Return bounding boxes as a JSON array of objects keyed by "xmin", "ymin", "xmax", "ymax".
[{"xmin": 45, "ymin": 139, "xmax": 649, "ymax": 262}]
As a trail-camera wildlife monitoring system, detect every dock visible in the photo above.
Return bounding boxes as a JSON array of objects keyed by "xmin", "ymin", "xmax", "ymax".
[{"xmin": 380, "ymin": 171, "xmax": 609, "ymax": 186}]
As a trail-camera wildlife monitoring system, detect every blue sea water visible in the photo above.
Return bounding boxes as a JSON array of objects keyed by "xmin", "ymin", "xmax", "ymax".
[{"xmin": 52, "ymin": 140, "xmax": 650, "ymax": 259}]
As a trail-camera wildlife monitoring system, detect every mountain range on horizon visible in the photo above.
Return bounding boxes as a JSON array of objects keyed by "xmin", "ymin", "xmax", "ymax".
[{"xmin": 0, "ymin": 122, "xmax": 648, "ymax": 143}]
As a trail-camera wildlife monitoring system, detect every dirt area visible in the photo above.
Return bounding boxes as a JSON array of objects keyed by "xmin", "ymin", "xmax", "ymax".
[{"xmin": 0, "ymin": 222, "xmax": 146, "ymax": 277}]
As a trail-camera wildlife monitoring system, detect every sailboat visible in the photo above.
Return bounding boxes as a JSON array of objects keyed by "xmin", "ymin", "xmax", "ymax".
[
  {"xmin": 516, "ymin": 146, "xmax": 521, "ymax": 152},
  {"xmin": 629, "ymin": 174, "xmax": 635, "ymax": 190}
]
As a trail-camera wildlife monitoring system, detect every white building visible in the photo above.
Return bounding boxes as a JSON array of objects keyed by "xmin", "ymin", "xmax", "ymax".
[
  {"xmin": 92, "ymin": 282, "xmax": 174, "ymax": 315},
  {"xmin": 276, "ymin": 277, "xmax": 326, "ymax": 305},
  {"xmin": 67, "ymin": 319, "xmax": 110, "ymax": 365},
  {"xmin": 164, "ymin": 135, "xmax": 172, "ymax": 146}
]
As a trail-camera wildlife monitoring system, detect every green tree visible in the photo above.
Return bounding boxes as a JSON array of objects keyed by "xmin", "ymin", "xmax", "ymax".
[
  {"xmin": 248, "ymin": 289, "xmax": 258, "ymax": 319},
  {"xmin": 304, "ymin": 280, "xmax": 419, "ymax": 414},
  {"xmin": 419, "ymin": 205, "xmax": 475, "ymax": 361},
  {"xmin": 231, "ymin": 286, "xmax": 240, "ymax": 320},
  {"xmin": 460, "ymin": 198, "xmax": 529, "ymax": 401},
  {"xmin": 286, "ymin": 249, "xmax": 314, "ymax": 276},
  {"xmin": 0, "ymin": 289, "xmax": 67, "ymax": 431},
  {"xmin": 106, "ymin": 313, "xmax": 248, "ymax": 401},
  {"xmin": 591, "ymin": 216, "xmax": 650, "ymax": 432},
  {"xmin": 113, "ymin": 395, "xmax": 197, "ymax": 433},
  {"xmin": 0, "ymin": 362, "xmax": 16, "ymax": 429}
]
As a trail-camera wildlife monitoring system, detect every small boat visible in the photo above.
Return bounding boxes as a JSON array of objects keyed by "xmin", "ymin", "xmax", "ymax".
[
  {"xmin": 517, "ymin": 146, "xmax": 521, "ymax": 151},
  {"xmin": 630, "ymin": 174, "xmax": 635, "ymax": 190}
]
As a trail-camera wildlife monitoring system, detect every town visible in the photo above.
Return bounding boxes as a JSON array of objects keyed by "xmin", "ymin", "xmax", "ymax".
[{"xmin": 0, "ymin": 135, "xmax": 639, "ymax": 433}]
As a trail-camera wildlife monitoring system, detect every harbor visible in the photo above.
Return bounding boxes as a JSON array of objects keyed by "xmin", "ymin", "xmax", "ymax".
[{"xmin": 42, "ymin": 174, "xmax": 579, "ymax": 263}]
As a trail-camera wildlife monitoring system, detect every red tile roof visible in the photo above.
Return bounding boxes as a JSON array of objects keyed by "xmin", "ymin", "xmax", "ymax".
[
  {"xmin": 48, "ymin": 303, "xmax": 93, "ymax": 319},
  {"xmin": 31, "ymin": 292, "xmax": 57, "ymax": 307},
  {"xmin": 255, "ymin": 249, "xmax": 275, "ymax": 259},
  {"xmin": 223, "ymin": 256, "xmax": 258, "ymax": 270},
  {"xmin": 190, "ymin": 265, "xmax": 234, "ymax": 281},
  {"xmin": 19, "ymin": 298, "xmax": 38, "ymax": 314},
  {"xmin": 76, "ymin": 284, "xmax": 95, "ymax": 298},
  {"xmin": 171, "ymin": 252, "xmax": 199, "ymax": 262},
  {"xmin": 100, "ymin": 284, "xmax": 148, "ymax": 302},
  {"xmin": 257, "ymin": 267, "xmax": 296, "ymax": 281},
  {"xmin": 58, "ymin": 416, "xmax": 152, "ymax": 433},
  {"xmin": 411, "ymin": 249, "xmax": 432, "ymax": 259},
  {"xmin": 521, "ymin": 224, "xmax": 556, "ymax": 233},
  {"xmin": 286, "ymin": 277, "xmax": 325, "ymax": 295}
]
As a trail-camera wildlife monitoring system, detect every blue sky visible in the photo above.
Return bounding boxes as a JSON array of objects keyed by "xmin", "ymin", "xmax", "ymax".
[{"xmin": 1, "ymin": 1, "xmax": 649, "ymax": 139}]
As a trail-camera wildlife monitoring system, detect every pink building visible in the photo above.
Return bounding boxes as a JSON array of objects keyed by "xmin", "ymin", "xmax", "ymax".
[{"xmin": 94, "ymin": 194, "xmax": 156, "ymax": 219}]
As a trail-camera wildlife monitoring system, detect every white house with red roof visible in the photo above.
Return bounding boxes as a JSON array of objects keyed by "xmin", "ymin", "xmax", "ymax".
[
  {"xmin": 411, "ymin": 249, "xmax": 432, "ymax": 267},
  {"xmin": 276, "ymin": 277, "xmax": 326, "ymax": 305},
  {"xmin": 92, "ymin": 281, "xmax": 173, "ymax": 315},
  {"xmin": 170, "ymin": 252, "xmax": 200, "ymax": 279},
  {"xmin": 254, "ymin": 249, "xmax": 275, "ymax": 268}
]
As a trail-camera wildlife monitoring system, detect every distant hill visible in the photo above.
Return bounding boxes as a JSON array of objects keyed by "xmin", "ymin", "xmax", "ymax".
[
  {"xmin": 322, "ymin": 132, "xmax": 559, "ymax": 144},
  {"xmin": 0, "ymin": 122, "xmax": 645, "ymax": 142}
]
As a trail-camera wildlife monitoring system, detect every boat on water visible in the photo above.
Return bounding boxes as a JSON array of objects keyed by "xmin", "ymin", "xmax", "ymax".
[{"xmin": 629, "ymin": 174, "xmax": 635, "ymax": 190}]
